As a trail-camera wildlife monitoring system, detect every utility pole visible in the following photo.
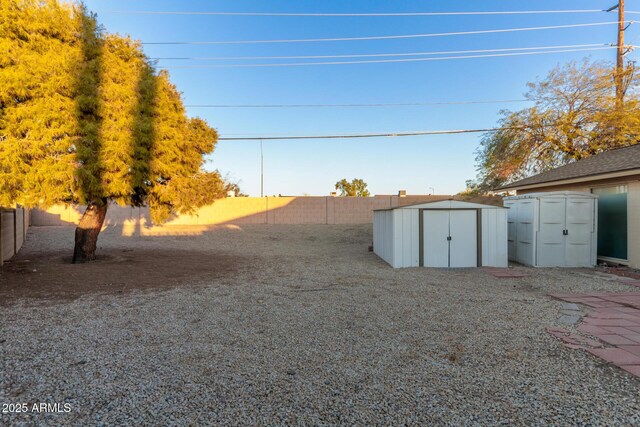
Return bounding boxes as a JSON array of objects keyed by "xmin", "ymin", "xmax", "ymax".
[
  {"xmin": 260, "ymin": 139, "xmax": 264, "ymax": 197},
  {"xmin": 610, "ymin": 0, "xmax": 626, "ymax": 106}
]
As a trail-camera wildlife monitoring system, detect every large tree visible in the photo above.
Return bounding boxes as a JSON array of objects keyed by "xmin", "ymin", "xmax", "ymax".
[
  {"xmin": 335, "ymin": 178, "xmax": 370, "ymax": 197},
  {"xmin": 473, "ymin": 59, "xmax": 640, "ymax": 192},
  {"xmin": 0, "ymin": 0, "xmax": 224, "ymax": 262}
]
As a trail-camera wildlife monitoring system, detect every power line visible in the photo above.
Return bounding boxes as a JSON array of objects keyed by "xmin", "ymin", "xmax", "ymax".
[
  {"xmin": 219, "ymin": 128, "xmax": 504, "ymax": 141},
  {"xmin": 152, "ymin": 43, "xmax": 607, "ymax": 61},
  {"xmin": 186, "ymin": 99, "xmax": 530, "ymax": 108},
  {"xmin": 615, "ymin": 0, "xmax": 626, "ymax": 107},
  {"xmin": 102, "ymin": 9, "xmax": 608, "ymax": 17},
  {"xmin": 218, "ymin": 121, "xmax": 583, "ymax": 140},
  {"xmin": 159, "ymin": 46, "xmax": 617, "ymax": 68},
  {"xmin": 142, "ymin": 21, "xmax": 625, "ymax": 45}
]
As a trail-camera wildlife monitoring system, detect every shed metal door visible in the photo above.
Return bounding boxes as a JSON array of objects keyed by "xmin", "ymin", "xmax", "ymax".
[
  {"xmin": 423, "ymin": 210, "xmax": 450, "ymax": 267},
  {"xmin": 537, "ymin": 198, "xmax": 566, "ymax": 266},
  {"xmin": 423, "ymin": 210, "xmax": 477, "ymax": 268},
  {"xmin": 449, "ymin": 210, "xmax": 477, "ymax": 267}
]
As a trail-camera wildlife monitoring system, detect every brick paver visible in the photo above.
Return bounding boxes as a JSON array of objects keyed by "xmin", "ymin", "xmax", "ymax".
[
  {"xmin": 620, "ymin": 345, "xmax": 640, "ymax": 356},
  {"xmin": 587, "ymin": 348, "xmax": 640, "ymax": 365},
  {"xmin": 548, "ymin": 292, "xmax": 640, "ymax": 379}
]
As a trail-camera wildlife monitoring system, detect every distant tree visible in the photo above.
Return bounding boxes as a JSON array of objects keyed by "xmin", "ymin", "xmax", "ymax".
[
  {"xmin": 473, "ymin": 59, "xmax": 640, "ymax": 191},
  {"xmin": 457, "ymin": 180, "xmax": 483, "ymax": 196},
  {"xmin": 335, "ymin": 178, "xmax": 370, "ymax": 197},
  {"xmin": 0, "ymin": 0, "xmax": 224, "ymax": 263},
  {"xmin": 222, "ymin": 176, "xmax": 247, "ymax": 197}
]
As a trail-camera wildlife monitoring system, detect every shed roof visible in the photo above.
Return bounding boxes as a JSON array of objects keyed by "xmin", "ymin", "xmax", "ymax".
[
  {"xmin": 374, "ymin": 199, "xmax": 507, "ymax": 211},
  {"xmin": 497, "ymin": 143, "xmax": 640, "ymax": 191},
  {"xmin": 504, "ymin": 191, "xmax": 598, "ymax": 201}
]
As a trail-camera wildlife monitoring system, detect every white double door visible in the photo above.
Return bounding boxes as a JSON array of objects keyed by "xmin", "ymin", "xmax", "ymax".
[
  {"xmin": 423, "ymin": 210, "xmax": 478, "ymax": 268},
  {"xmin": 537, "ymin": 198, "xmax": 594, "ymax": 267}
]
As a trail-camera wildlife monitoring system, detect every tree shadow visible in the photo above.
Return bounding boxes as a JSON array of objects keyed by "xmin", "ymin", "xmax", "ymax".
[
  {"xmin": 129, "ymin": 57, "xmax": 157, "ymax": 238},
  {"xmin": 72, "ymin": 9, "xmax": 107, "ymax": 263},
  {"xmin": 74, "ymin": 9, "xmax": 104, "ymax": 205}
]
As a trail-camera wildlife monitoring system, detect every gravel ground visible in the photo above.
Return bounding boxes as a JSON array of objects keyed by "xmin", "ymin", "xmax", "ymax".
[{"xmin": 1, "ymin": 224, "xmax": 639, "ymax": 426}]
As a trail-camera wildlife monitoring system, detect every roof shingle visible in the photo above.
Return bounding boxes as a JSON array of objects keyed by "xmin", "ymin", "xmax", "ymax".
[{"xmin": 497, "ymin": 144, "xmax": 640, "ymax": 190}]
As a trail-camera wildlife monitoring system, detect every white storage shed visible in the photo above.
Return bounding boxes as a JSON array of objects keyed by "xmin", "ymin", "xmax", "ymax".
[
  {"xmin": 503, "ymin": 192, "xmax": 598, "ymax": 267},
  {"xmin": 373, "ymin": 200, "xmax": 508, "ymax": 268}
]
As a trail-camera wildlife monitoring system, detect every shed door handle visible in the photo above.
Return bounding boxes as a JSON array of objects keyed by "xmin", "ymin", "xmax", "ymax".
[
  {"xmin": 447, "ymin": 236, "xmax": 452, "ymax": 241},
  {"xmin": 563, "ymin": 229, "xmax": 568, "ymax": 235}
]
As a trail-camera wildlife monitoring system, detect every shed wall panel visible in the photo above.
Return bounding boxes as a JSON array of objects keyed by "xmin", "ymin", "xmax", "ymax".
[
  {"xmin": 516, "ymin": 200, "xmax": 537, "ymax": 266},
  {"xmin": 481, "ymin": 208, "xmax": 508, "ymax": 267},
  {"xmin": 392, "ymin": 211, "xmax": 404, "ymax": 268},
  {"xmin": 398, "ymin": 209, "xmax": 419, "ymax": 267},
  {"xmin": 373, "ymin": 210, "xmax": 395, "ymax": 267},
  {"xmin": 505, "ymin": 201, "xmax": 517, "ymax": 261}
]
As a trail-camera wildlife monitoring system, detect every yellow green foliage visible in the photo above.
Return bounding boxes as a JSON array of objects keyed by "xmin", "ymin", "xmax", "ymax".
[{"xmin": 0, "ymin": 0, "xmax": 223, "ymax": 222}]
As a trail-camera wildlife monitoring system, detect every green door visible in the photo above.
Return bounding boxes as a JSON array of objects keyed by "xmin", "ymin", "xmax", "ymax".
[{"xmin": 593, "ymin": 186, "xmax": 628, "ymax": 260}]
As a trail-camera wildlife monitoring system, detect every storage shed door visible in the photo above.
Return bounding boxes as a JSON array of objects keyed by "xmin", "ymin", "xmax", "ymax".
[
  {"xmin": 422, "ymin": 210, "xmax": 477, "ymax": 268},
  {"xmin": 537, "ymin": 197, "xmax": 594, "ymax": 267},
  {"xmin": 565, "ymin": 197, "xmax": 594, "ymax": 267},
  {"xmin": 449, "ymin": 211, "xmax": 477, "ymax": 268},
  {"xmin": 537, "ymin": 198, "xmax": 566, "ymax": 267},
  {"xmin": 423, "ymin": 210, "xmax": 450, "ymax": 267}
]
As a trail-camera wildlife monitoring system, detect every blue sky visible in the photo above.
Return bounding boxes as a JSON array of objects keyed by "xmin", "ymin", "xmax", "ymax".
[{"xmin": 85, "ymin": 0, "xmax": 638, "ymax": 196}]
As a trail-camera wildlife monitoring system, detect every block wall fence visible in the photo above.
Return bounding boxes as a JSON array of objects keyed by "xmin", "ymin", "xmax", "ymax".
[
  {"xmin": 30, "ymin": 195, "xmax": 502, "ymax": 227},
  {"xmin": 1, "ymin": 207, "xmax": 29, "ymax": 265}
]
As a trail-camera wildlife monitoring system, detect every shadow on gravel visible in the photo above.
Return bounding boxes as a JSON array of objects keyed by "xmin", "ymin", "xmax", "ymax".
[{"xmin": 0, "ymin": 249, "xmax": 243, "ymax": 306}]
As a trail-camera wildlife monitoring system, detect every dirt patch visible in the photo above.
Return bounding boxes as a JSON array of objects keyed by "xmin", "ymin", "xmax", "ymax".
[{"xmin": 0, "ymin": 248, "xmax": 241, "ymax": 305}]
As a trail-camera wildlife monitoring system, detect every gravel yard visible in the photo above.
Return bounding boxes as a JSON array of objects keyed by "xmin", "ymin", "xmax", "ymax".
[{"xmin": 1, "ymin": 224, "xmax": 639, "ymax": 425}]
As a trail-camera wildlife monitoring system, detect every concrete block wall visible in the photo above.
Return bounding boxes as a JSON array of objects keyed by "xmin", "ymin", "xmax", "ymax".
[
  {"xmin": 167, "ymin": 198, "xmax": 268, "ymax": 225},
  {"xmin": 31, "ymin": 195, "xmax": 502, "ymax": 228},
  {"xmin": 1, "ymin": 209, "xmax": 14, "ymax": 261},
  {"xmin": 267, "ymin": 197, "xmax": 327, "ymax": 224},
  {"xmin": 1, "ymin": 207, "xmax": 29, "ymax": 263},
  {"xmin": 29, "ymin": 204, "xmax": 83, "ymax": 226},
  {"xmin": 331, "ymin": 196, "xmax": 391, "ymax": 224}
]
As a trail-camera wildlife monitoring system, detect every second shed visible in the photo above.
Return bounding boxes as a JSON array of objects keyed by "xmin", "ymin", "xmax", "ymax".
[
  {"xmin": 373, "ymin": 200, "xmax": 508, "ymax": 268},
  {"xmin": 503, "ymin": 192, "xmax": 598, "ymax": 267}
]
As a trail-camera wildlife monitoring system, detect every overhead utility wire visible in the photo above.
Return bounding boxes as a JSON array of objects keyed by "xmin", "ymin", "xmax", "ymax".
[
  {"xmin": 186, "ymin": 99, "xmax": 530, "ymax": 108},
  {"xmin": 152, "ymin": 43, "xmax": 607, "ymax": 61},
  {"xmin": 160, "ymin": 46, "xmax": 617, "ymax": 68},
  {"xmin": 219, "ymin": 128, "xmax": 515, "ymax": 141},
  {"xmin": 103, "ymin": 9, "xmax": 607, "ymax": 17},
  {"xmin": 142, "ymin": 21, "xmax": 625, "ymax": 45}
]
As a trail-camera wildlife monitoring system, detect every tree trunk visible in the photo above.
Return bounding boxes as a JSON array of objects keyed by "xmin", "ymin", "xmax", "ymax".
[{"xmin": 72, "ymin": 200, "xmax": 108, "ymax": 264}]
